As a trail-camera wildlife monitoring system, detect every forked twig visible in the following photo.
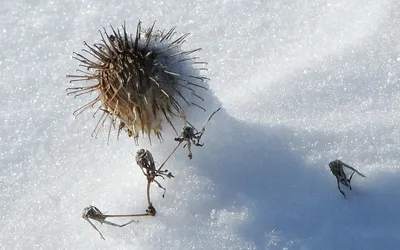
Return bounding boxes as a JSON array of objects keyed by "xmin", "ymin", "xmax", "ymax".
[{"xmin": 84, "ymin": 148, "xmax": 172, "ymax": 241}]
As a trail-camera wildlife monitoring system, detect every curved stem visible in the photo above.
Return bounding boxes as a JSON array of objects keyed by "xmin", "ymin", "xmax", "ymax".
[{"xmin": 146, "ymin": 179, "xmax": 152, "ymax": 206}]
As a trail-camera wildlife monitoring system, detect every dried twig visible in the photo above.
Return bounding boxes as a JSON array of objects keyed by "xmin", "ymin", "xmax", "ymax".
[
  {"xmin": 136, "ymin": 149, "xmax": 174, "ymax": 214},
  {"xmin": 82, "ymin": 205, "xmax": 138, "ymax": 240},
  {"xmin": 329, "ymin": 159, "xmax": 366, "ymax": 197},
  {"xmin": 174, "ymin": 108, "xmax": 221, "ymax": 159}
]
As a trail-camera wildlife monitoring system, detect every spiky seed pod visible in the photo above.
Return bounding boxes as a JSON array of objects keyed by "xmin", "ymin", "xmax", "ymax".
[{"xmin": 67, "ymin": 21, "xmax": 208, "ymax": 144}]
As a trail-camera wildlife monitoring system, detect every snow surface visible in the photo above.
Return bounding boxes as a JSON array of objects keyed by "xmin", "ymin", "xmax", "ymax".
[{"xmin": 1, "ymin": 0, "xmax": 400, "ymax": 249}]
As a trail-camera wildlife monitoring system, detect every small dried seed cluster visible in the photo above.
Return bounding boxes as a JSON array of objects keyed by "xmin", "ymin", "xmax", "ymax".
[{"xmin": 328, "ymin": 159, "xmax": 366, "ymax": 197}]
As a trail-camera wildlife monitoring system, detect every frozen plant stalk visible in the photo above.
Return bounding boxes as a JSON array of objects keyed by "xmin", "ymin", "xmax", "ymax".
[{"xmin": 67, "ymin": 21, "xmax": 208, "ymax": 143}]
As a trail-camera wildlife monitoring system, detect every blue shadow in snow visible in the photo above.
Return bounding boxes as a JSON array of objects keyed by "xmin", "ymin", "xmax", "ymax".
[
  {"xmin": 181, "ymin": 108, "xmax": 400, "ymax": 249},
  {"xmin": 183, "ymin": 109, "xmax": 328, "ymax": 247}
]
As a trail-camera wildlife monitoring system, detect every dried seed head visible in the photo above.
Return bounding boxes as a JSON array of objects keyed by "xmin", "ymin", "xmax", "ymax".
[
  {"xmin": 82, "ymin": 205, "xmax": 106, "ymax": 223},
  {"xmin": 67, "ymin": 21, "xmax": 208, "ymax": 144},
  {"xmin": 182, "ymin": 125, "xmax": 195, "ymax": 139}
]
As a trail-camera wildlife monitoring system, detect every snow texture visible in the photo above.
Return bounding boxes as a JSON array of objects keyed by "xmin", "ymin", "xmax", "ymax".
[{"xmin": 1, "ymin": 0, "xmax": 400, "ymax": 249}]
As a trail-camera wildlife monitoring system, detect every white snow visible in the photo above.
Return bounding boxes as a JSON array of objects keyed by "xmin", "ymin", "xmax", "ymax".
[{"xmin": 1, "ymin": 0, "xmax": 400, "ymax": 249}]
